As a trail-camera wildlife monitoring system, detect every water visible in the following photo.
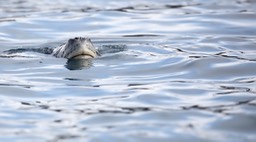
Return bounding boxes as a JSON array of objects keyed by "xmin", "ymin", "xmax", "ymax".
[{"xmin": 0, "ymin": 0, "xmax": 256, "ymax": 141}]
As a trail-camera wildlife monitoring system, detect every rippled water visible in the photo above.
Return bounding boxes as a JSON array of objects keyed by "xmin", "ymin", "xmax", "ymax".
[{"xmin": 0, "ymin": 0, "xmax": 256, "ymax": 141}]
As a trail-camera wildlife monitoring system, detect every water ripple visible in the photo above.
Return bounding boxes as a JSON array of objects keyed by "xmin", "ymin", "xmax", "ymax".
[{"xmin": 1, "ymin": 0, "xmax": 256, "ymax": 142}]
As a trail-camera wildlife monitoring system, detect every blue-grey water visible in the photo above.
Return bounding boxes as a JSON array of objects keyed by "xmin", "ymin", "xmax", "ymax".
[{"xmin": 0, "ymin": 0, "xmax": 256, "ymax": 142}]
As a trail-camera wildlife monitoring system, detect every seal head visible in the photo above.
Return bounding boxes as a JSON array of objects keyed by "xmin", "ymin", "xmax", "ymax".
[{"xmin": 53, "ymin": 37, "xmax": 98, "ymax": 59}]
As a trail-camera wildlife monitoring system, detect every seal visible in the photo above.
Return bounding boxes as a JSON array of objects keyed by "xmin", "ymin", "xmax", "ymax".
[
  {"xmin": 2, "ymin": 36, "xmax": 126, "ymax": 60},
  {"xmin": 1, "ymin": 37, "xmax": 126, "ymax": 70},
  {"xmin": 53, "ymin": 37, "xmax": 99, "ymax": 59}
]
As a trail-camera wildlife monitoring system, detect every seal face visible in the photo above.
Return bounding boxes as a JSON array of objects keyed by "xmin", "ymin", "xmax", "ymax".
[{"xmin": 53, "ymin": 37, "xmax": 98, "ymax": 59}]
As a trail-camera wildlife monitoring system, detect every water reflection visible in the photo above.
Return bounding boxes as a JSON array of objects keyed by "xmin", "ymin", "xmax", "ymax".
[{"xmin": 65, "ymin": 58, "xmax": 93, "ymax": 70}]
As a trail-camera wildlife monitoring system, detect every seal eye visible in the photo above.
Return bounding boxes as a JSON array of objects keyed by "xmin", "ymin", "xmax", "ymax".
[{"xmin": 74, "ymin": 37, "xmax": 79, "ymax": 40}]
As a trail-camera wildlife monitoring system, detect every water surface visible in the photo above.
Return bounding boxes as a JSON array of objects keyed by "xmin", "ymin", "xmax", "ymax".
[{"xmin": 0, "ymin": 0, "xmax": 256, "ymax": 142}]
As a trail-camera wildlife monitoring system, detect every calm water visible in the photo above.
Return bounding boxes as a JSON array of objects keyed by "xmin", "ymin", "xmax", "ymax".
[{"xmin": 0, "ymin": 0, "xmax": 256, "ymax": 141}]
